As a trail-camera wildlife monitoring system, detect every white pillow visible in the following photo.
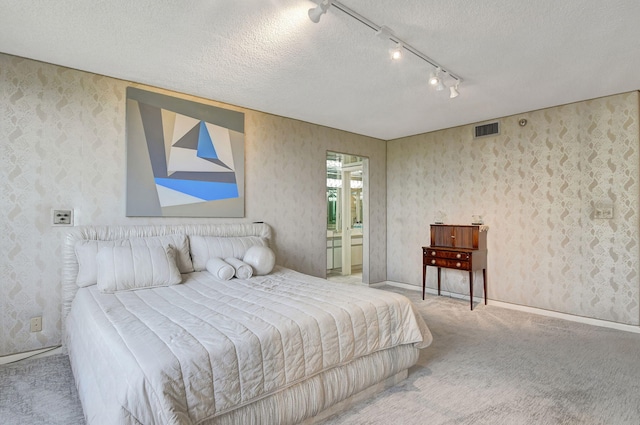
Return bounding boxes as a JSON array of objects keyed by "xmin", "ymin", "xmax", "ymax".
[
  {"xmin": 225, "ymin": 257, "xmax": 253, "ymax": 279},
  {"xmin": 75, "ymin": 234, "xmax": 192, "ymax": 287},
  {"xmin": 96, "ymin": 244, "xmax": 182, "ymax": 293},
  {"xmin": 243, "ymin": 245, "xmax": 276, "ymax": 276},
  {"xmin": 75, "ymin": 239, "xmax": 128, "ymax": 287},
  {"xmin": 189, "ymin": 235, "xmax": 268, "ymax": 271},
  {"xmin": 129, "ymin": 234, "xmax": 193, "ymax": 273},
  {"xmin": 205, "ymin": 257, "xmax": 235, "ymax": 281}
]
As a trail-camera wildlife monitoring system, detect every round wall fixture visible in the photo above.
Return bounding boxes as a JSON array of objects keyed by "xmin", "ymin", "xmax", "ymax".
[{"xmin": 519, "ymin": 118, "xmax": 528, "ymax": 127}]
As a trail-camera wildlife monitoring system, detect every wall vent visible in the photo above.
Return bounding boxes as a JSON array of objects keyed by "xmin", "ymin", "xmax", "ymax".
[{"xmin": 474, "ymin": 121, "xmax": 500, "ymax": 138}]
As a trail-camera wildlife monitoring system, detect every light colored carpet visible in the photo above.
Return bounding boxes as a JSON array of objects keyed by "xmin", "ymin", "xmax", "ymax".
[
  {"xmin": 1, "ymin": 285, "xmax": 639, "ymax": 424},
  {"xmin": 324, "ymin": 285, "xmax": 640, "ymax": 425},
  {"xmin": 0, "ymin": 353, "xmax": 84, "ymax": 424}
]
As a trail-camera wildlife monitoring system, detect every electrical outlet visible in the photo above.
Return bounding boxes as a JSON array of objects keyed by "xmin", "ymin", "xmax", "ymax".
[
  {"xmin": 30, "ymin": 316, "xmax": 42, "ymax": 333},
  {"xmin": 52, "ymin": 209, "xmax": 73, "ymax": 226}
]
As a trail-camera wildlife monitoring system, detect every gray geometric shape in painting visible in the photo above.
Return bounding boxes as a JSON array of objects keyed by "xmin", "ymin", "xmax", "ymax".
[
  {"xmin": 138, "ymin": 102, "xmax": 168, "ymax": 178},
  {"xmin": 173, "ymin": 124, "xmax": 200, "ymax": 150}
]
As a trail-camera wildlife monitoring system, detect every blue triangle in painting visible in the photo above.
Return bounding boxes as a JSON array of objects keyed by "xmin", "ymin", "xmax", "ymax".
[
  {"xmin": 197, "ymin": 121, "xmax": 218, "ymax": 159},
  {"xmin": 156, "ymin": 178, "xmax": 238, "ymax": 201}
]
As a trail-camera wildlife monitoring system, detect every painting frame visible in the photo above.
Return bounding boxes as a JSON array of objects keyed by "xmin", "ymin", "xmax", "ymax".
[{"xmin": 125, "ymin": 87, "xmax": 245, "ymax": 217}]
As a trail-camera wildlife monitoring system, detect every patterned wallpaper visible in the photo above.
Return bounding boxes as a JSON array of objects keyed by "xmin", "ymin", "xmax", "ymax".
[
  {"xmin": 2, "ymin": 50, "xmax": 637, "ymax": 357},
  {"xmin": 387, "ymin": 92, "xmax": 640, "ymax": 325},
  {"xmin": 0, "ymin": 53, "xmax": 386, "ymax": 357}
]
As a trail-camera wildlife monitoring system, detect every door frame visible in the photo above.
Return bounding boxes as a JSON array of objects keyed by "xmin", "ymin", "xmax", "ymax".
[{"xmin": 325, "ymin": 151, "xmax": 370, "ymax": 284}]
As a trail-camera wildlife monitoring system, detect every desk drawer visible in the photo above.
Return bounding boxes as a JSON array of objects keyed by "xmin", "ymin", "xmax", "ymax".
[
  {"xmin": 425, "ymin": 257, "xmax": 471, "ymax": 270},
  {"xmin": 424, "ymin": 249, "xmax": 470, "ymax": 260}
]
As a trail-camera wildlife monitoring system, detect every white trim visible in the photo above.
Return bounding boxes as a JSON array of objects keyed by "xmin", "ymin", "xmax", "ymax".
[
  {"xmin": 0, "ymin": 346, "xmax": 62, "ymax": 366},
  {"xmin": 378, "ymin": 281, "xmax": 640, "ymax": 334}
]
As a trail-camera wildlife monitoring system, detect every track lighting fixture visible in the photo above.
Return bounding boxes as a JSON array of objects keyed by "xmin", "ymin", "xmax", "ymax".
[
  {"xmin": 449, "ymin": 83, "xmax": 460, "ymax": 99},
  {"xmin": 390, "ymin": 44, "xmax": 403, "ymax": 60},
  {"xmin": 429, "ymin": 68, "xmax": 445, "ymax": 91},
  {"xmin": 377, "ymin": 27, "xmax": 403, "ymax": 61},
  {"xmin": 308, "ymin": 0, "xmax": 332, "ymax": 23},
  {"xmin": 308, "ymin": 0, "xmax": 463, "ymax": 98},
  {"xmin": 376, "ymin": 26, "xmax": 393, "ymax": 39},
  {"xmin": 429, "ymin": 68, "xmax": 441, "ymax": 86}
]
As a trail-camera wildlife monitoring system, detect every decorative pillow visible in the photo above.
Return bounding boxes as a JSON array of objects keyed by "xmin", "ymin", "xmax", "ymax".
[
  {"xmin": 243, "ymin": 245, "xmax": 276, "ymax": 276},
  {"xmin": 129, "ymin": 234, "xmax": 193, "ymax": 273},
  {"xmin": 205, "ymin": 257, "xmax": 235, "ymax": 281},
  {"xmin": 96, "ymin": 244, "xmax": 182, "ymax": 293},
  {"xmin": 75, "ymin": 234, "xmax": 192, "ymax": 287},
  {"xmin": 189, "ymin": 235, "xmax": 268, "ymax": 271},
  {"xmin": 75, "ymin": 239, "xmax": 128, "ymax": 287},
  {"xmin": 225, "ymin": 257, "xmax": 253, "ymax": 279}
]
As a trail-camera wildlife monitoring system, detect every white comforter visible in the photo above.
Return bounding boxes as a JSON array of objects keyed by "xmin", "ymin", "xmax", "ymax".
[{"xmin": 66, "ymin": 266, "xmax": 431, "ymax": 424}]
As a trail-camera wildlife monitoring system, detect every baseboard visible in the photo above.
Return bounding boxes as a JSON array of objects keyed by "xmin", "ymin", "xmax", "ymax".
[
  {"xmin": 380, "ymin": 281, "xmax": 640, "ymax": 335},
  {"xmin": 0, "ymin": 345, "xmax": 62, "ymax": 366}
]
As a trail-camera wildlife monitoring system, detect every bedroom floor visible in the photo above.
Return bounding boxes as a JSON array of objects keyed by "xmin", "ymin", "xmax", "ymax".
[
  {"xmin": 327, "ymin": 271, "xmax": 363, "ymax": 285},
  {"xmin": 2, "ymin": 285, "xmax": 640, "ymax": 425}
]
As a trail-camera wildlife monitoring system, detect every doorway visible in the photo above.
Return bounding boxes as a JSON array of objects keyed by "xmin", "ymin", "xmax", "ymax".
[{"xmin": 326, "ymin": 152, "xmax": 367, "ymax": 284}]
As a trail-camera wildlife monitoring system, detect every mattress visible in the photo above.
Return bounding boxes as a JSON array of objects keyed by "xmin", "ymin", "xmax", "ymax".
[{"xmin": 66, "ymin": 266, "xmax": 431, "ymax": 425}]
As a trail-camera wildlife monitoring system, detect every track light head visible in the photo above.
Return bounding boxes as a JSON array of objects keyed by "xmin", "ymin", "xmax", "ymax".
[
  {"xmin": 429, "ymin": 67, "xmax": 445, "ymax": 91},
  {"xmin": 390, "ymin": 44, "xmax": 403, "ymax": 60},
  {"xmin": 449, "ymin": 83, "xmax": 460, "ymax": 99},
  {"xmin": 429, "ymin": 68, "xmax": 441, "ymax": 86},
  {"xmin": 308, "ymin": 0, "xmax": 332, "ymax": 23}
]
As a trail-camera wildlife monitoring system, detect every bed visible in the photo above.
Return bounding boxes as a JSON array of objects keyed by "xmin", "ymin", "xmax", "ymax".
[{"xmin": 62, "ymin": 223, "xmax": 432, "ymax": 425}]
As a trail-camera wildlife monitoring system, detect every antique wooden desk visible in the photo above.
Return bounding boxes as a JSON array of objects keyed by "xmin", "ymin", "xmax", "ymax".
[{"xmin": 422, "ymin": 224, "xmax": 488, "ymax": 310}]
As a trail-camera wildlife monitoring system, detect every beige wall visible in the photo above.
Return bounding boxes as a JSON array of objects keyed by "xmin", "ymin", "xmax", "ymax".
[
  {"xmin": 387, "ymin": 92, "xmax": 640, "ymax": 325},
  {"xmin": 0, "ymin": 53, "xmax": 387, "ymax": 356},
  {"xmin": 2, "ymin": 51, "xmax": 638, "ymax": 358}
]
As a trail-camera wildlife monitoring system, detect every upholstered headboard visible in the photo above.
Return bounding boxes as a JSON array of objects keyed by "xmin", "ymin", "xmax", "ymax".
[{"xmin": 61, "ymin": 222, "xmax": 272, "ymax": 346}]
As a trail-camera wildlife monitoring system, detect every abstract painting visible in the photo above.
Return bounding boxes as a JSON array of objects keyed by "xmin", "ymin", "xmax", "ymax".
[{"xmin": 126, "ymin": 87, "xmax": 244, "ymax": 217}]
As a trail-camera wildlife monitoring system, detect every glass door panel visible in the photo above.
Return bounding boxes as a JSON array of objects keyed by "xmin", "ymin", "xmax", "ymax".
[{"xmin": 326, "ymin": 152, "xmax": 365, "ymax": 279}]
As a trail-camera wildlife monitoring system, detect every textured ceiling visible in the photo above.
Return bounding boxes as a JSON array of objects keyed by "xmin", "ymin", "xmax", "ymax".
[{"xmin": 1, "ymin": 0, "xmax": 640, "ymax": 140}]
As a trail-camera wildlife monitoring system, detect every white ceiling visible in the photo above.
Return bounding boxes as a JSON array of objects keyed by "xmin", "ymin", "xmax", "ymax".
[{"xmin": 1, "ymin": 0, "xmax": 640, "ymax": 140}]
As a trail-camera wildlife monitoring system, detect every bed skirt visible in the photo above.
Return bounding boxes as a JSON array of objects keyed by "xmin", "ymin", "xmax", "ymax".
[
  {"xmin": 67, "ymin": 317, "xmax": 418, "ymax": 425},
  {"xmin": 205, "ymin": 344, "xmax": 418, "ymax": 425}
]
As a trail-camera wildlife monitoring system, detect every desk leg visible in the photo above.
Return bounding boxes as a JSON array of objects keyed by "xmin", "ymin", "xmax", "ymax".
[
  {"xmin": 469, "ymin": 271, "xmax": 474, "ymax": 310},
  {"xmin": 483, "ymin": 268, "xmax": 487, "ymax": 305},
  {"xmin": 422, "ymin": 264, "xmax": 426, "ymax": 300},
  {"xmin": 437, "ymin": 268, "xmax": 441, "ymax": 296}
]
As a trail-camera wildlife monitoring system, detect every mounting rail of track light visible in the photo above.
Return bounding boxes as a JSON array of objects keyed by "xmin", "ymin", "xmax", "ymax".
[{"xmin": 308, "ymin": 0, "xmax": 463, "ymax": 98}]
